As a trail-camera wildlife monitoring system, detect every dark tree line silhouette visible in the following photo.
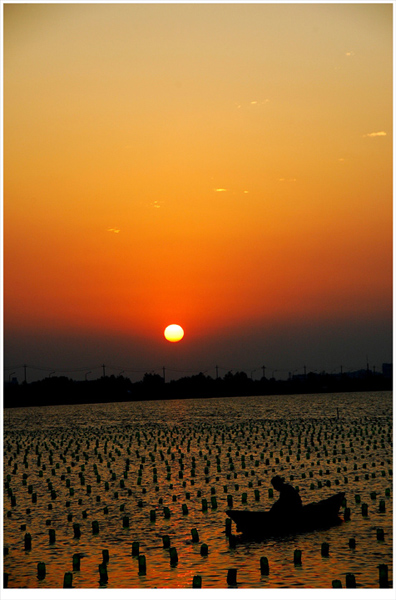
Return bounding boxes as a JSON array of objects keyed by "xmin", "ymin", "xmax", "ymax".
[{"xmin": 3, "ymin": 367, "xmax": 392, "ymax": 408}]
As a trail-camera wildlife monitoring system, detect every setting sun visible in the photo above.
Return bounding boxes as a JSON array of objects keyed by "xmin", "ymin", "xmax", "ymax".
[
  {"xmin": 3, "ymin": 3, "xmax": 392, "ymax": 379},
  {"xmin": 164, "ymin": 324, "xmax": 184, "ymax": 343}
]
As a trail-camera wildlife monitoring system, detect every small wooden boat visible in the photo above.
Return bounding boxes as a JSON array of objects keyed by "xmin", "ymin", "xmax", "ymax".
[{"xmin": 226, "ymin": 491, "xmax": 345, "ymax": 537}]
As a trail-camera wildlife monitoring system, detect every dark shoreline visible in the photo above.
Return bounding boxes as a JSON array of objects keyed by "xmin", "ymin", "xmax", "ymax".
[{"xmin": 4, "ymin": 369, "xmax": 392, "ymax": 409}]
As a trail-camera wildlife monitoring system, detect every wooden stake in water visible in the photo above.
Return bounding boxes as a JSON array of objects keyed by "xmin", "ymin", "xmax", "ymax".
[
  {"xmin": 132, "ymin": 541, "xmax": 140, "ymax": 556},
  {"xmin": 37, "ymin": 562, "xmax": 46, "ymax": 580},
  {"xmin": 99, "ymin": 563, "xmax": 108, "ymax": 584},
  {"xmin": 122, "ymin": 516, "xmax": 129, "ymax": 528},
  {"xmin": 63, "ymin": 572, "xmax": 73, "ymax": 588},
  {"xmin": 227, "ymin": 568, "xmax": 237, "ymax": 587},
  {"xmin": 24, "ymin": 533, "xmax": 32, "ymax": 551},
  {"xmin": 321, "ymin": 542, "xmax": 329, "ymax": 557},
  {"xmin": 73, "ymin": 524, "xmax": 81, "ymax": 538},
  {"xmin": 192, "ymin": 575, "xmax": 202, "ymax": 588},
  {"xmin": 170, "ymin": 547, "xmax": 178, "ymax": 566},
  {"xmin": 138, "ymin": 555, "xmax": 146, "ymax": 575},
  {"xmin": 376, "ymin": 528, "xmax": 385, "ymax": 541},
  {"xmin": 72, "ymin": 553, "xmax": 80, "ymax": 571},
  {"xmin": 92, "ymin": 521, "xmax": 99, "ymax": 534},
  {"xmin": 294, "ymin": 549, "xmax": 302, "ymax": 565},
  {"xmin": 345, "ymin": 573, "xmax": 356, "ymax": 588},
  {"xmin": 378, "ymin": 564, "xmax": 388, "ymax": 588},
  {"xmin": 191, "ymin": 528, "xmax": 199, "ymax": 543},
  {"xmin": 260, "ymin": 556, "xmax": 269, "ymax": 575}
]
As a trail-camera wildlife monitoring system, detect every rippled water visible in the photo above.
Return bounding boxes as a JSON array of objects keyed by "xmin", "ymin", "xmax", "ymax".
[{"xmin": 3, "ymin": 391, "xmax": 393, "ymax": 589}]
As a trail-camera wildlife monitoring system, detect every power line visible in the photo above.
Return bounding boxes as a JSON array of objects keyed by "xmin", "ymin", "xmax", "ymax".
[{"xmin": 3, "ymin": 361, "xmax": 387, "ymax": 383}]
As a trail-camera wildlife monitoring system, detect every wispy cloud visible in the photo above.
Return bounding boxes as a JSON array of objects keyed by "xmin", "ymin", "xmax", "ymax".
[
  {"xmin": 107, "ymin": 228, "xmax": 120, "ymax": 234},
  {"xmin": 363, "ymin": 131, "xmax": 387, "ymax": 138},
  {"xmin": 345, "ymin": 51, "xmax": 355, "ymax": 57},
  {"xmin": 236, "ymin": 99, "xmax": 269, "ymax": 109},
  {"xmin": 213, "ymin": 187, "xmax": 250, "ymax": 194}
]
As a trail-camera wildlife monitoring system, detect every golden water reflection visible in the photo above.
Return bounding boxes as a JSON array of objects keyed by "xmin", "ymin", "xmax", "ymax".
[{"xmin": 3, "ymin": 392, "xmax": 393, "ymax": 588}]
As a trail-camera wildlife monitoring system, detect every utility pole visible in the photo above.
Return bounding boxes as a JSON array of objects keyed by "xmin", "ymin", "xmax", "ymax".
[
  {"xmin": 102, "ymin": 364, "xmax": 106, "ymax": 378},
  {"xmin": 215, "ymin": 365, "xmax": 219, "ymax": 379}
]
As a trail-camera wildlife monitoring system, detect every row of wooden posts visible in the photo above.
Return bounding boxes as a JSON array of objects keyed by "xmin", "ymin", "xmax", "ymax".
[
  {"xmin": 18, "ymin": 522, "xmax": 388, "ymax": 551},
  {"xmin": 5, "ymin": 477, "xmax": 391, "ymax": 516},
  {"xmin": 4, "ymin": 523, "xmax": 390, "ymax": 589},
  {"xmin": 4, "ymin": 556, "xmax": 390, "ymax": 589}
]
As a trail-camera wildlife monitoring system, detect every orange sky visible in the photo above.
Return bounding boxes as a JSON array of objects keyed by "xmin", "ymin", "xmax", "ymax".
[{"xmin": 4, "ymin": 2, "xmax": 393, "ymax": 380}]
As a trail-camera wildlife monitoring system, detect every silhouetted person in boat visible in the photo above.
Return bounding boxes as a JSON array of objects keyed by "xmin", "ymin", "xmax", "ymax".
[{"xmin": 269, "ymin": 476, "xmax": 303, "ymax": 523}]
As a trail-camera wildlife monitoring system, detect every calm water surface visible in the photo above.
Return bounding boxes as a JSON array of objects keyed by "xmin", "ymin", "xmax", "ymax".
[{"xmin": 3, "ymin": 391, "xmax": 393, "ymax": 589}]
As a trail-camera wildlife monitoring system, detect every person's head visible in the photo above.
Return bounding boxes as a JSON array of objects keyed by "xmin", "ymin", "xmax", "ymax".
[{"xmin": 271, "ymin": 475, "xmax": 285, "ymax": 491}]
